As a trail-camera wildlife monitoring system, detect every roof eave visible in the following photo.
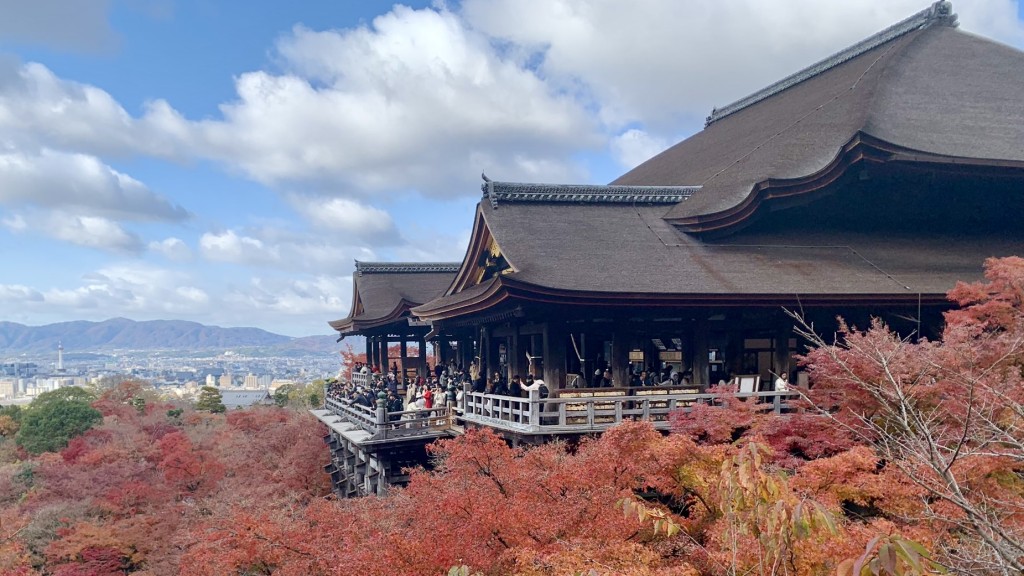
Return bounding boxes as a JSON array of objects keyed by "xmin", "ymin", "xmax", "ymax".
[{"xmin": 666, "ymin": 132, "xmax": 1024, "ymax": 235}]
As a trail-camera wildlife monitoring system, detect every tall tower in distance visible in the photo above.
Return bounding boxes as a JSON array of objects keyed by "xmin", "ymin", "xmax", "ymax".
[{"xmin": 56, "ymin": 340, "xmax": 65, "ymax": 373}]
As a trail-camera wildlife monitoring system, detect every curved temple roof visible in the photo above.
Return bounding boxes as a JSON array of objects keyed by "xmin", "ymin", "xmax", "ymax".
[
  {"xmin": 614, "ymin": 1, "xmax": 1024, "ymax": 234},
  {"xmin": 413, "ymin": 2, "xmax": 1024, "ymax": 323},
  {"xmin": 329, "ymin": 261, "xmax": 459, "ymax": 335}
]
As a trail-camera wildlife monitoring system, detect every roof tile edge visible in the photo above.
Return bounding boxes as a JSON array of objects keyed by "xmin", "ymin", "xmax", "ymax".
[
  {"xmin": 704, "ymin": 1, "xmax": 958, "ymax": 127},
  {"xmin": 354, "ymin": 262, "xmax": 462, "ymax": 275},
  {"xmin": 480, "ymin": 181, "xmax": 701, "ymax": 207}
]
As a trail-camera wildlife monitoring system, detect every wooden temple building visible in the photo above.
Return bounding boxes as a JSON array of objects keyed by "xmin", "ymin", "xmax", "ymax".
[
  {"xmin": 329, "ymin": 261, "xmax": 461, "ymax": 378},
  {"xmin": 318, "ymin": 2, "xmax": 1024, "ymax": 496}
]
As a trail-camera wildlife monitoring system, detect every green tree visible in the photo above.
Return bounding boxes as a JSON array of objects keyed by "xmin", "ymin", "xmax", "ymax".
[
  {"xmin": 195, "ymin": 386, "xmax": 226, "ymax": 413},
  {"xmin": 272, "ymin": 384, "xmax": 295, "ymax": 407},
  {"xmin": 0, "ymin": 404, "xmax": 23, "ymax": 436},
  {"xmin": 15, "ymin": 387, "xmax": 102, "ymax": 455}
]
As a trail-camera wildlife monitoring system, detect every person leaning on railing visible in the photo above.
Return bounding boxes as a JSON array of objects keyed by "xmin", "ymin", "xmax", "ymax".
[{"xmin": 521, "ymin": 377, "xmax": 548, "ymax": 412}]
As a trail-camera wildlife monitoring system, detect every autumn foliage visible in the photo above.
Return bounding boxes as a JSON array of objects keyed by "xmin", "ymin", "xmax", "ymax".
[
  {"xmin": 2, "ymin": 257, "xmax": 1024, "ymax": 575},
  {"xmin": 0, "ymin": 385, "xmax": 330, "ymax": 575}
]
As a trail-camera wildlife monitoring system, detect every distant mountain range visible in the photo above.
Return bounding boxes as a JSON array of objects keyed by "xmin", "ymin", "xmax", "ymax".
[{"xmin": 0, "ymin": 318, "xmax": 341, "ymax": 356}]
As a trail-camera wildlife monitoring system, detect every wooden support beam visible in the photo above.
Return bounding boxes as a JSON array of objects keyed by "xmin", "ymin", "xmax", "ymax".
[
  {"xmin": 692, "ymin": 316, "xmax": 710, "ymax": 390},
  {"xmin": 611, "ymin": 324, "xmax": 629, "ymax": 388},
  {"xmin": 400, "ymin": 339, "xmax": 408, "ymax": 375},
  {"xmin": 543, "ymin": 322, "xmax": 566, "ymax": 389},
  {"xmin": 509, "ymin": 326, "xmax": 522, "ymax": 381},
  {"xmin": 774, "ymin": 314, "xmax": 793, "ymax": 381},
  {"xmin": 417, "ymin": 336, "xmax": 427, "ymax": 377},
  {"xmin": 482, "ymin": 325, "xmax": 493, "ymax": 378}
]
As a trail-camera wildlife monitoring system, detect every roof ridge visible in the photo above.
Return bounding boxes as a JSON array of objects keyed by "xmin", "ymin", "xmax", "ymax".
[
  {"xmin": 481, "ymin": 181, "xmax": 700, "ymax": 209},
  {"xmin": 704, "ymin": 1, "xmax": 957, "ymax": 127},
  {"xmin": 355, "ymin": 262, "xmax": 462, "ymax": 274}
]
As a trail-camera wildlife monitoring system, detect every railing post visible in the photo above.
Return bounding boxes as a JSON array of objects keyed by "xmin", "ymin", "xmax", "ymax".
[
  {"xmin": 642, "ymin": 398, "xmax": 651, "ymax": 421},
  {"xmin": 375, "ymin": 391, "xmax": 387, "ymax": 439},
  {"xmin": 462, "ymin": 382, "xmax": 470, "ymax": 415},
  {"xmin": 586, "ymin": 401, "xmax": 595, "ymax": 427},
  {"xmin": 773, "ymin": 392, "xmax": 782, "ymax": 415},
  {"xmin": 528, "ymin": 388, "xmax": 540, "ymax": 426}
]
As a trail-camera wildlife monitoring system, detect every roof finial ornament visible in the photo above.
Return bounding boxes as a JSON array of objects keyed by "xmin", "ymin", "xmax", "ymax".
[
  {"xmin": 481, "ymin": 171, "xmax": 497, "ymax": 205},
  {"xmin": 931, "ymin": 1, "xmax": 957, "ymax": 26}
]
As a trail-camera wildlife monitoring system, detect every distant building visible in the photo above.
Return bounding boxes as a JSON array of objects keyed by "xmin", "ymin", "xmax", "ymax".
[
  {"xmin": 205, "ymin": 374, "xmax": 216, "ymax": 387},
  {"xmin": 1, "ymin": 362, "xmax": 38, "ymax": 378},
  {"xmin": 270, "ymin": 379, "xmax": 295, "ymax": 391},
  {"xmin": 218, "ymin": 373, "xmax": 233, "ymax": 388},
  {"xmin": 56, "ymin": 341, "xmax": 65, "ymax": 373},
  {"xmin": 220, "ymin": 389, "xmax": 273, "ymax": 410},
  {"xmin": 243, "ymin": 373, "xmax": 260, "ymax": 389}
]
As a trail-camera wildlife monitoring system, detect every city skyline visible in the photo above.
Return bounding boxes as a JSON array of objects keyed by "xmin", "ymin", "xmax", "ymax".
[{"xmin": 1, "ymin": 1, "xmax": 1022, "ymax": 336}]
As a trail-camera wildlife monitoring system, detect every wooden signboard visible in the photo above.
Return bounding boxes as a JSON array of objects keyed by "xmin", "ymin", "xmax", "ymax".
[{"xmin": 659, "ymin": 350, "xmax": 682, "ymax": 362}]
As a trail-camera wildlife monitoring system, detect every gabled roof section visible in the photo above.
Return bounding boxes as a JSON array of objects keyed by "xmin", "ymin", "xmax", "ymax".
[
  {"xmin": 482, "ymin": 181, "xmax": 699, "ymax": 208},
  {"xmin": 615, "ymin": 2, "xmax": 1024, "ymax": 235},
  {"xmin": 438, "ymin": 180, "xmax": 702, "ymax": 300},
  {"xmin": 328, "ymin": 261, "xmax": 459, "ymax": 335},
  {"xmin": 705, "ymin": 1, "xmax": 957, "ymax": 127},
  {"xmin": 443, "ymin": 207, "xmax": 515, "ymax": 297}
]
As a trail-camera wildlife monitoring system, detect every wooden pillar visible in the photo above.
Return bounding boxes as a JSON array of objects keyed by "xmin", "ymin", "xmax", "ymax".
[
  {"xmin": 725, "ymin": 312, "xmax": 744, "ymax": 380},
  {"xmin": 611, "ymin": 324, "xmax": 629, "ymax": 388},
  {"xmin": 692, "ymin": 316, "xmax": 710, "ymax": 390},
  {"xmin": 438, "ymin": 337, "xmax": 448, "ymax": 367},
  {"xmin": 379, "ymin": 338, "xmax": 389, "ymax": 373},
  {"xmin": 509, "ymin": 327, "xmax": 522, "ymax": 380},
  {"xmin": 482, "ymin": 325, "xmax": 493, "ymax": 378},
  {"xmin": 543, "ymin": 322, "xmax": 566, "ymax": 389},
  {"xmin": 364, "ymin": 337, "xmax": 372, "ymax": 365},
  {"xmin": 773, "ymin": 315, "xmax": 793, "ymax": 380},
  {"xmin": 370, "ymin": 338, "xmax": 380, "ymax": 370},
  {"xmin": 417, "ymin": 336, "xmax": 427, "ymax": 377},
  {"xmin": 399, "ymin": 339, "xmax": 408, "ymax": 375}
]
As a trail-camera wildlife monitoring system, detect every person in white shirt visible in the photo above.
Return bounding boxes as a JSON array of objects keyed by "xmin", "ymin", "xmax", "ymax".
[{"xmin": 774, "ymin": 373, "xmax": 790, "ymax": 392}]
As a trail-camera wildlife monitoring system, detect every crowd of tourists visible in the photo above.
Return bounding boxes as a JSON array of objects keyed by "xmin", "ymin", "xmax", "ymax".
[{"xmin": 324, "ymin": 359, "xmax": 554, "ymax": 414}]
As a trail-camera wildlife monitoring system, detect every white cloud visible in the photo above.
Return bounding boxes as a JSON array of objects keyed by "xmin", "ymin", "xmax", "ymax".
[
  {"xmin": 148, "ymin": 237, "xmax": 192, "ymax": 261},
  {"xmin": 48, "ymin": 214, "xmax": 143, "ymax": 253},
  {"xmin": 610, "ymin": 129, "xmax": 671, "ymax": 170},
  {"xmin": 287, "ymin": 195, "xmax": 396, "ymax": 237},
  {"xmin": 179, "ymin": 6, "xmax": 598, "ymax": 195},
  {"xmin": 199, "ymin": 230, "xmax": 267, "ymax": 264},
  {"xmin": 6, "ymin": 210, "xmax": 144, "ymax": 253},
  {"xmin": 1, "ymin": 213, "xmax": 27, "ymax": 232},
  {"xmin": 0, "ymin": 148, "xmax": 188, "ymax": 221},
  {"xmin": 2, "ymin": 264, "xmax": 207, "ymax": 316},
  {"xmin": 199, "ymin": 228, "xmax": 375, "ymax": 275},
  {"xmin": 225, "ymin": 276, "xmax": 348, "ymax": 316},
  {"xmin": 0, "ymin": 284, "xmax": 43, "ymax": 302}
]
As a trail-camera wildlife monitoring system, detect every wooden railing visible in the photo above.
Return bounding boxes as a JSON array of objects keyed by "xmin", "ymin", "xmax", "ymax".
[
  {"xmin": 351, "ymin": 371, "xmax": 370, "ymax": 388},
  {"xmin": 326, "ymin": 384, "xmax": 801, "ymax": 440},
  {"xmin": 459, "ymin": 384, "xmax": 800, "ymax": 434},
  {"xmin": 324, "ymin": 391, "xmax": 453, "ymax": 441}
]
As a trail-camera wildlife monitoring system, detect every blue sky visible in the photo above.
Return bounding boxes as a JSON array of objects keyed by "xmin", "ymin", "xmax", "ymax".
[{"xmin": 1, "ymin": 0, "xmax": 1022, "ymax": 337}]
